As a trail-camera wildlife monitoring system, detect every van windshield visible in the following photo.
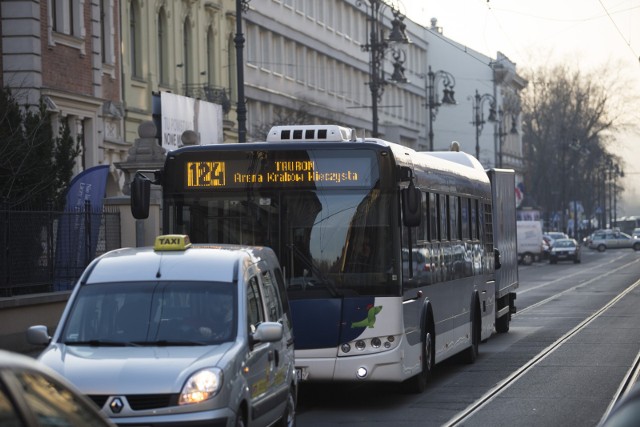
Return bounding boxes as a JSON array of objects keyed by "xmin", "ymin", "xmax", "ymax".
[{"xmin": 61, "ymin": 282, "xmax": 237, "ymax": 346}]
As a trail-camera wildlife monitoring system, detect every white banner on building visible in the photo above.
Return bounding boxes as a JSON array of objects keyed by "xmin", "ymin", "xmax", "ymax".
[{"xmin": 160, "ymin": 92, "xmax": 223, "ymax": 151}]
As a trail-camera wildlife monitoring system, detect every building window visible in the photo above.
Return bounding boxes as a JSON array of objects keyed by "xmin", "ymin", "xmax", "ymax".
[
  {"xmin": 49, "ymin": 0, "xmax": 85, "ymax": 51},
  {"xmin": 130, "ymin": 0, "xmax": 142, "ymax": 78},
  {"xmin": 100, "ymin": 0, "xmax": 114, "ymax": 65},
  {"xmin": 52, "ymin": 0, "xmax": 82, "ymax": 36},
  {"xmin": 183, "ymin": 17, "xmax": 193, "ymax": 86},
  {"xmin": 158, "ymin": 7, "xmax": 169, "ymax": 84},
  {"xmin": 207, "ymin": 26, "xmax": 216, "ymax": 85}
]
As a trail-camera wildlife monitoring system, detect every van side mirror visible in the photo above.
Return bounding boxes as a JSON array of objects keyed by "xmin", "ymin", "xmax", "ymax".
[
  {"xmin": 401, "ymin": 181, "xmax": 422, "ymax": 227},
  {"xmin": 249, "ymin": 322, "xmax": 283, "ymax": 348},
  {"xmin": 131, "ymin": 173, "xmax": 151, "ymax": 219}
]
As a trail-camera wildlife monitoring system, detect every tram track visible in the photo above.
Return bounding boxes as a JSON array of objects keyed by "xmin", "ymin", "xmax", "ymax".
[
  {"xmin": 516, "ymin": 256, "xmax": 640, "ymax": 316},
  {"xmin": 443, "ymin": 268, "xmax": 640, "ymax": 427},
  {"xmin": 598, "ymin": 345, "xmax": 640, "ymax": 425}
]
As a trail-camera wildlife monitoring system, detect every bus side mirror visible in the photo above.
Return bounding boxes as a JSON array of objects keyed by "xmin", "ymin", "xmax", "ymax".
[
  {"xmin": 402, "ymin": 182, "xmax": 422, "ymax": 227},
  {"xmin": 131, "ymin": 173, "xmax": 151, "ymax": 219},
  {"xmin": 494, "ymin": 248, "xmax": 502, "ymax": 270}
]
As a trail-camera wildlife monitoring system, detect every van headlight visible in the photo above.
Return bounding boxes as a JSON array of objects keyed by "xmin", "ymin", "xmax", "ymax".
[{"xmin": 179, "ymin": 368, "xmax": 223, "ymax": 405}]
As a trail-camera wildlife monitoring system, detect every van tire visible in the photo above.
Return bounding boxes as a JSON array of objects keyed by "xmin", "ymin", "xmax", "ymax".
[
  {"xmin": 522, "ymin": 253, "xmax": 533, "ymax": 265},
  {"xmin": 275, "ymin": 385, "xmax": 296, "ymax": 427},
  {"xmin": 235, "ymin": 409, "xmax": 247, "ymax": 427}
]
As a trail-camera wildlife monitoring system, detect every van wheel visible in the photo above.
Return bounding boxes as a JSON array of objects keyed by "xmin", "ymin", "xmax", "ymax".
[
  {"xmin": 403, "ymin": 322, "xmax": 434, "ymax": 394},
  {"xmin": 597, "ymin": 244, "xmax": 606, "ymax": 252},
  {"xmin": 275, "ymin": 386, "xmax": 296, "ymax": 427},
  {"xmin": 522, "ymin": 253, "xmax": 533, "ymax": 265}
]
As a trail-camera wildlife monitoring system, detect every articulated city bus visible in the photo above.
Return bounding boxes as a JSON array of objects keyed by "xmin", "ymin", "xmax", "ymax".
[{"xmin": 131, "ymin": 124, "xmax": 517, "ymax": 393}]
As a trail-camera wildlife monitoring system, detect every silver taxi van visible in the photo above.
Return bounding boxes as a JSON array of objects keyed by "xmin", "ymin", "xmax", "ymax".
[{"xmin": 27, "ymin": 235, "xmax": 296, "ymax": 427}]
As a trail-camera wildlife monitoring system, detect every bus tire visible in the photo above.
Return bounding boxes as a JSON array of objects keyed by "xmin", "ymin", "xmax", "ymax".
[
  {"xmin": 463, "ymin": 299, "xmax": 480, "ymax": 364},
  {"xmin": 403, "ymin": 318, "xmax": 434, "ymax": 394}
]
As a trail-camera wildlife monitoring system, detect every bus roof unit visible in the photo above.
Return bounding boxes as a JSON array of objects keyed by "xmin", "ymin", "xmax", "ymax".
[{"xmin": 267, "ymin": 125, "xmax": 354, "ymax": 142}]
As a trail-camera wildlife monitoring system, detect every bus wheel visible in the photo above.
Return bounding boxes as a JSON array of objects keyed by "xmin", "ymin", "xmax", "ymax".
[{"xmin": 403, "ymin": 323, "xmax": 434, "ymax": 394}]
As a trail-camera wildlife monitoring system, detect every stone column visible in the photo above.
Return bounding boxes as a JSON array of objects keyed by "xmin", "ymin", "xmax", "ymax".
[{"xmin": 114, "ymin": 121, "xmax": 166, "ymax": 247}]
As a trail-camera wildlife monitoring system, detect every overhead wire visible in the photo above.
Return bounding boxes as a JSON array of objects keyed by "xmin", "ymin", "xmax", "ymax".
[{"xmin": 596, "ymin": 0, "xmax": 640, "ymax": 62}]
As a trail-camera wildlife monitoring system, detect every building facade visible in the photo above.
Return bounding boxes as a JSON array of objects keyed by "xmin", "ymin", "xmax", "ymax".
[
  {"xmin": 2, "ymin": 0, "xmax": 527, "ymax": 196},
  {"xmin": 120, "ymin": 0, "xmax": 237, "ymax": 146},
  {"xmin": 1, "ymin": 0, "xmax": 125, "ymax": 197},
  {"xmin": 242, "ymin": 1, "xmax": 527, "ymax": 176}
]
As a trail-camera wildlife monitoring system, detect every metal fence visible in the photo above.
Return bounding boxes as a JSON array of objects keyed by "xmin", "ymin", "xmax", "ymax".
[{"xmin": 0, "ymin": 203, "xmax": 121, "ymax": 296}]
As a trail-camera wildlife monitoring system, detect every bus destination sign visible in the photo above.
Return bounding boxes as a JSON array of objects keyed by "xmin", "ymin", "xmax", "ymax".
[{"xmin": 185, "ymin": 155, "xmax": 374, "ymax": 189}]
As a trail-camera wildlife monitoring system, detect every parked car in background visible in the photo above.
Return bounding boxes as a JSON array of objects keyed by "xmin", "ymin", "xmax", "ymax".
[
  {"xmin": 543, "ymin": 231, "xmax": 569, "ymax": 247},
  {"xmin": 0, "ymin": 349, "xmax": 115, "ymax": 426},
  {"xmin": 549, "ymin": 238, "xmax": 581, "ymax": 264},
  {"xmin": 588, "ymin": 229, "xmax": 640, "ymax": 252}
]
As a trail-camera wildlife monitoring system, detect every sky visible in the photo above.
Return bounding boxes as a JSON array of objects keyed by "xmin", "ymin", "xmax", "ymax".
[{"xmin": 401, "ymin": 0, "xmax": 640, "ymax": 217}]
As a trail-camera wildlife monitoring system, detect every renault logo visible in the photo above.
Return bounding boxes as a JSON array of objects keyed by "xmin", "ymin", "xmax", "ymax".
[{"xmin": 109, "ymin": 397, "xmax": 124, "ymax": 414}]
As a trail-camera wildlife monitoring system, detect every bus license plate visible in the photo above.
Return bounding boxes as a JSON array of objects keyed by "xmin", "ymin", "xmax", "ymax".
[{"xmin": 296, "ymin": 368, "xmax": 308, "ymax": 381}]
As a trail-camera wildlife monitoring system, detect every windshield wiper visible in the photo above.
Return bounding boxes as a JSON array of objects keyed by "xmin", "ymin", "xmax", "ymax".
[{"xmin": 141, "ymin": 340, "xmax": 207, "ymax": 346}]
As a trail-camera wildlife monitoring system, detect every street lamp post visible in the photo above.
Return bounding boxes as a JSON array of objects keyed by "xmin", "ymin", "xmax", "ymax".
[
  {"xmin": 426, "ymin": 66, "xmax": 456, "ymax": 151},
  {"xmin": 472, "ymin": 90, "xmax": 497, "ymax": 160},
  {"xmin": 234, "ymin": 0, "xmax": 250, "ymax": 143},
  {"xmin": 612, "ymin": 164, "xmax": 623, "ymax": 228},
  {"xmin": 360, "ymin": 1, "xmax": 410, "ymax": 137}
]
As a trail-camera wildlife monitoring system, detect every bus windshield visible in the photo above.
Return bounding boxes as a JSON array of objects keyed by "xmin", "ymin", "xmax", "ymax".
[{"xmin": 164, "ymin": 148, "xmax": 400, "ymax": 297}]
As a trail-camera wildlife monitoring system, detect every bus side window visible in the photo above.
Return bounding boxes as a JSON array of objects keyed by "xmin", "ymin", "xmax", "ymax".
[
  {"xmin": 439, "ymin": 194, "xmax": 448, "ymax": 241},
  {"xmin": 449, "ymin": 195, "xmax": 459, "ymax": 241},
  {"xmin": 429, "ymin": 192, "xmax": 438, "ymax": 242}
]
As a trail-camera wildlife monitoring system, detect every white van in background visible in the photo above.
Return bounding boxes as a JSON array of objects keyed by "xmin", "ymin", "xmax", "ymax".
[{"xmin": 517, "ymin": 221, "xmax": 543, "ymax": 265}]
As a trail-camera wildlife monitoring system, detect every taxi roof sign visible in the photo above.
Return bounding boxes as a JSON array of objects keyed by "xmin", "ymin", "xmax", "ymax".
[{"xmin": 154, "ymin": 234, "xmax": 192, "ymax": 251}]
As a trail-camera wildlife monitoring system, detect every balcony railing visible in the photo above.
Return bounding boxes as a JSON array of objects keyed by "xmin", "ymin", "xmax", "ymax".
[{"xmin": 183, "ymin": 84, "xmax": 231, "ymax": 114}]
